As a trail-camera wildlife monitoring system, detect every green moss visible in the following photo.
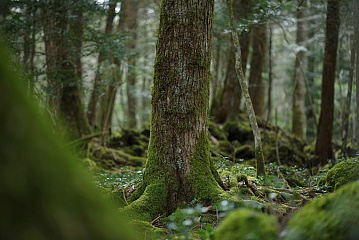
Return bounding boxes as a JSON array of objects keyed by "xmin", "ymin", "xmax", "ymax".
[
  {"xmin": 325, "ymin": 158, "xmax": 359, "ymax": 191},
  {"xmin": 213, "ymin": 208, "xmax": 278, "ymax": 240},
  {"xmin": 130, "ymin": 220, "xmax": 167, "ymax": 239},
  {"xmin": 120, "ymin": 182, "xmax": 168, "ymax": 221},
  {"xmin": 284, "ymin": 180, "xmax": 359, "ymax": 240},
  {"xmin": 235, "ymin": 144, "xmax": 255, "ymax": 159},
  {"xmin": 0, "ymin": 46, "xmax": 139, "ymax": 239},
  {"xmin": 223, "ymin": 121, "xmax": 253, "ymax": 143}
]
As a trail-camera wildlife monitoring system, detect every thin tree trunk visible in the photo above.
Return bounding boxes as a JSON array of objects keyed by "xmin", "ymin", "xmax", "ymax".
[
  {"xmin": 87, "ymin": 0, "xmax": 118, "ymax": 127},
  {"xmin": 266, "ymin": 25, "xmax": 273, "ymax": 124},
  {"xmin": 315, "ymin": 0, "xmax": 340, "ymax": 164},
  {"xmin": 341, "ymin": 37, "xmax": 355, "ymax": 157},
  {"xmin": 292, "ymin": 0, "xmax": 308, "ymax": 139},
  {"xmin": 355, "ymin": 0, "xmax": 359, "ymax": 153},
  {"xmin": 226, "ymin": 0, "xmax": 265, "ymax": 177},
  {"xmin": 125, "ymin": 0, "xmax": 139, "ymax": 129}
]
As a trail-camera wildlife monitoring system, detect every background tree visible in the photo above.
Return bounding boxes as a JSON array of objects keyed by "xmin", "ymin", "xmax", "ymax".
[
  {"xmin": 315, "ymin": 0, "xmax": 340, "ymax": 164},
  {"xmin": 292, "ymin": 0, "xmax": 308, "ymax": 139},
  {"xmin": 248, "ymin": 2, "xmax": 267, "ymax": 117},
  {"xmin": 87, "ymin": 0, "xmax": 118, "ymax": 128},
  {"xmin": 211, "ymin": 0, "xmax": 252, "ymax": 123},
  {"xmin": 122, "ymin": 0, "xmax": 226, "ymax": 221}
]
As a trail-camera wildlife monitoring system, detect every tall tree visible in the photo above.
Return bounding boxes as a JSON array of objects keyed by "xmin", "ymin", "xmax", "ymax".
[
  {"xmin": 355, "ymin": 0, "xmax": 359, "ymax": 153},
  {"xmin": 211, "ymin": 0, "xmax": 252, "ymax": 123},
  {"xmin": 292, "ymin": 0, "xmax": 308, "ymax": 139},
  {"xmin": 125, "ymin": 0, "xmax": 139, "ymax": 129},
  {"xmin": 315, "ymin": 0, "xmax": 340, "ymax": 164},
  {"xmin": 123, "ymin": 0, "xmax": 225, "ymax": 221},
  {"xmin": 42, "ymin": 0, "xmax": 90, "ymax": 138},
  {"xmin": 87, "ymin": 0, "xmax": 118, "ymax": 128},
  {"xmin": 248, "ymin": 18, "xmax": 267, "ymax": 117}
]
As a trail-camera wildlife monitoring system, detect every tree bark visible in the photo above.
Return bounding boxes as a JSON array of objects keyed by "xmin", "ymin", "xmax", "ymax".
[
  {"xmin": 123, "ymin": 0, "xmax": 225, "ymax": 221},
  {"xmin": 315, "ymin": 0, "xmax": 340, "ymax": 164},
  {"xmin": 292, "ymin": 0, "xmax": 308, "ymax": 139},
  {"xmin": 248, "ymin": 21, "xmax": 267, "ymax": 117}
]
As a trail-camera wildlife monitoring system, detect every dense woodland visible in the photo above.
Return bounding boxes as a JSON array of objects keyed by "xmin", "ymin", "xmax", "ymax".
[{"xmin": 1, "ymin": 0, "xmax": 359, "ymax": 239}]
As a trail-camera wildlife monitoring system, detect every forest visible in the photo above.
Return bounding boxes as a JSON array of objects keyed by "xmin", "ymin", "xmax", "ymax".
[{"xmin": 1, "ymin": 0, "xmax": 359, "ymax": 239}]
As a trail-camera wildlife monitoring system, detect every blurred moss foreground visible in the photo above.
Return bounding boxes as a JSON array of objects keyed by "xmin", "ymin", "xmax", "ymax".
[
  {"xmin": 283, "ymin": 180, "xmax": 359, "ymax": 240},
  {"xmin": 214, "ymin": 208, "xmax": 278, "ymax": 240},
  {"xmin": 0, "ymin": 46, "xmax": 139, "ymax": 239}
]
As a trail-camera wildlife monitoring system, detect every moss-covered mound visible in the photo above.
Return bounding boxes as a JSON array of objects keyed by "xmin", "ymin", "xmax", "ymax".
[
  {"xmin": 107, "ymin": 129, "xmax": 149, "ymax": 157},
  {"xmin": 283, "ymin": 180, "xmax": 359, "ymax": 240},
  {"xmin": 213, "ymin": 208, "xmax": 278, "ymax": 240},
  {"xmin": 325, "ymin": 158, "xmax": 359, "ymax": 191},
  {"xmin": 92, "ymin": 146, "xmax": 146, "ymax": 169}
]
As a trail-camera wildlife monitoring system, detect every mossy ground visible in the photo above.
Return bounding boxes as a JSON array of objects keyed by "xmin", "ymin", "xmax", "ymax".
[{"xmin": 78, "ymin": 118, "xmax": 357, "ymax": 239}]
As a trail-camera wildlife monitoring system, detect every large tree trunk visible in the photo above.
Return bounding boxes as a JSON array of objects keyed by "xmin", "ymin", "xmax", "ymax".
[
  {"xmin": 248, "ymin": 21, "xmax": 267, "ymax": 117},
  {"xmin": 315, "ymin": 0, "xmax": 340, "ymax": 164},
  {"xmin": 292, "ymin": 0, "xmax": 308, "ymax": 139},
  {"xmin": 87, "ymin": 0, "xmax": 118, "ymax": 128},
  {"xmin": 123, "ymin": 0, "xmax": 225, "ymax": 221},
  {"xmin": 211, "ymin": 0, "xmax": 252, "ymax": 123}
]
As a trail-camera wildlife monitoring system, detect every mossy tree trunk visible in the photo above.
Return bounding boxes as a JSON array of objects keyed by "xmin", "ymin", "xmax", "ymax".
[
  {"xmin": 226, "ymin": 0, "xmax": 265, "ymax": 177},
  {"xmin": 315, "ymin": 0, "xmax": 340, "ymax": 164},
  {"xmin": 124, "ymin": 0, "xmax": 225, "ymax": 221},
  {"xmin": 292, "ymin": 0, "xmax": 308, "ymax": 140}
]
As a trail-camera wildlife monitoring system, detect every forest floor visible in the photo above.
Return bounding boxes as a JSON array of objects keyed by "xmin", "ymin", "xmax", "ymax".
[{"xmin": 78, "ymin": 115, "xmax": 357, "ymax": 239}]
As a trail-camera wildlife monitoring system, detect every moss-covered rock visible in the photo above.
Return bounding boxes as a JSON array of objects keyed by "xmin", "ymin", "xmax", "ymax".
[
  {"xmin": 213, "ymin": 208, "xmax": 278, "ymax": 240},
  {"xmin": 223, "ymin": 121, "xmax": 253, "ymax": 144},
  {"xmin": 235, "ymin": 144, "xmax": 255, "ymax": 159},
  {"xmin": 107, "ymin": 129, "xmax": 149, "ymax": 157},
  {"xmin": 283, "ymin": 180, "xmax": 359, "ymax": 240},
  {"xmin": 208, "ymin": 121, "xmax": 227, "ymax": 140},
  {"xmin": 325, "ymin": 158, "xmax": 359, "ymax": 191}
]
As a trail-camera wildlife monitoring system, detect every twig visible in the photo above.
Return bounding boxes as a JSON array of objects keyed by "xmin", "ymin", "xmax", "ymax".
[
  {"xmin": 150, "ymin": 215, "xmax": 163, "ymax": 225},
  {"xmin": 65, "ymin": 130, "xmax": 110, "ymax": 147},
  {"xmin": 122, "ymin": 188, "xmax": 129, "ymax": 206}
]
